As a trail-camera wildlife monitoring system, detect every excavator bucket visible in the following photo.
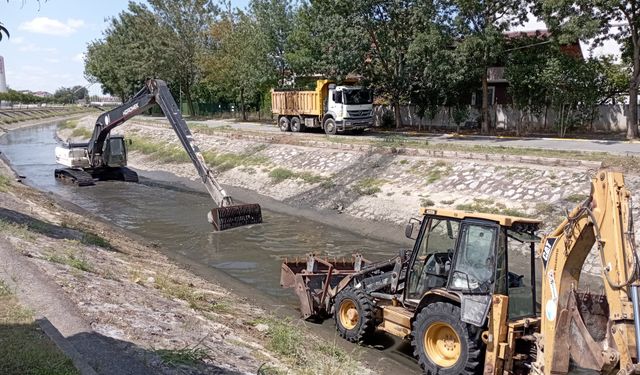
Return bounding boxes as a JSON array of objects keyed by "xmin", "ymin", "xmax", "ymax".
[{"xmin": 208, "ymin": 203, "xmax": 263, "ymax": 231}]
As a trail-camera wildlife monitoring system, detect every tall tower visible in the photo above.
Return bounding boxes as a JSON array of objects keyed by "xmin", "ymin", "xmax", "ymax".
[{"xmin": 0, "ymin": 56, "xmax": 7, "ymax": 93}]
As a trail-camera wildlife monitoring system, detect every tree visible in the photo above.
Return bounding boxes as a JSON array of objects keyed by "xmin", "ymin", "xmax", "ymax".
[
  {"xmin": 444, "ymin": 0, "xmax": 529, "ymax": 134},
  {"xmin": 84, "ymin": 2, "xmax": 178, "ymax": 101},
  {"xmin": 148, "ymin": 0, "xmax": 218, "ymax": 116},
  {"xmin": 202, "ymin": 10, "xmax": 274, "ymax": 120},
  {"xmin": 0, "ymin": 22, "xmax": 8, "ymax": 41},
  {"xmin": 538, "ymin": 0, "xmax": 640, "ymax": 139},
  {"xmin": 293, "ymin": 0, "xmax": 437, "ymax": 129}
]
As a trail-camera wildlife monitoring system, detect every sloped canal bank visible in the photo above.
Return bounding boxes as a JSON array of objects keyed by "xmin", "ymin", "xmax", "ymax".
[{"xmin": 0, "ymin": 121, "xmax": 422, "ymax": 374}]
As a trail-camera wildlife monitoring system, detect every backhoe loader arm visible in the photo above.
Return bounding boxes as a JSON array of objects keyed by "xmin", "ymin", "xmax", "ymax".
[
  {"xmin": 535, "ymin": 170, "xmax": 640, "ymax": 374},
  {"xmin": 86, "ymin": 79, "xmax": 233, "ymax": 208}
]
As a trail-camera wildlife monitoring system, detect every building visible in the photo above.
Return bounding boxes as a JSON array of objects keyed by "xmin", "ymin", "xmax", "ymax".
[
  {"xmin": 471, "ymin": 30, "xmax": 584, "ymax": 107},
  {"xmin": 0, "ymin": 56, "xmax": 7, "ymax": 93}
]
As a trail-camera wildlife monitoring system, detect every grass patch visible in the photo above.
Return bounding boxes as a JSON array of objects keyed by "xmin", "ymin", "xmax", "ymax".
[
  {"xmin": 155, "ymin": 275, "xmax": 229, "ymax": 313},
  {"xmin": 440, "ymin": 199, "xmax": 455, "ymax": 205},
  {"xmin": 565, "ymin": 193, "xmax": 588, "ymax": 203},
  {"xmin": 0, "ymin": 279, "xmax": 11, "ymax": 296},
  {"xmin": 535, "ymin": 202, "xmax": 555, "ymax": 216},
  {"xmin": 81, "ymin": 232, "xmax": 112, "ymax": 249},
  {"xmin": 353, "ymin": 177, "xmax": 387, "ymax": 196},
  {"xmin": 202, "ymin": 150, "xmax": 268, "ymax": 172},
  {"xmin": 420, "ymin": 198, "xmax": 435, "ymax": 207},
  {"xmin": 57, "ymin": 119, "xmax": 77, "ymax": 129},
  {"xmin": 71, "ymin": 127, "xmax": 92, "ymax": 138},
  {"xmin": 0, "ymin": 281, "xmax": 79, "ymax": 374},
  {"xmin": 0, "ymin": 174, "xmax": 12, "ymax": 192},
  {"xmin": 456, "ymin": 198, "xmax": 528, "ymax": 217},
  {"xmin": 254, "ymin": 317, "xmax": 304, "ymax": 360},
  {"xmin": 156, "ymin": 345, "xmax": 208, "ymax": 367},
  {"xmin": 46, "ymin": 251, "xmax": 93, "ymax": 273},
  {"xmin": 0, "ymin": 219, "xmax": 37, "ymax": 241},
  {"xmin": 268, "ymin": 168, "xmax": 327, "ymax": 185},
  {"xmin": 128, "ymin": 136, "xmax": 191, "ymax": 163},
  {"xmin": 425, "ymin": 161, "xmax": 453, "ymax": 185}
]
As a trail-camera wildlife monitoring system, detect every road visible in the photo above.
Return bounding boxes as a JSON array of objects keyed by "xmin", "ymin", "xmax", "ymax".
[{"xmin": 139, "ymin": 116, "xmax": 640, "ymax": 156}]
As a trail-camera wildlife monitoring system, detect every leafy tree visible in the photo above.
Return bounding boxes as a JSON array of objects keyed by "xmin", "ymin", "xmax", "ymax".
[
  {"xmin": 148, "ymin": 0, "xmax": 218, "ymax": 116},
  {"xmin": 203, "ymin": 10, "xmax": 274, "ymax": 120},
  {"xmin": 0, "ymin": 22, "xmax": 8, "ymax": 41},
  {"xmin": 444, "ymin": 0, "xmax": 529, "ymax": 134},
  {"xmin": 84, "ymin": 2, "xmax": 177, "ymax": 101},
  {"xmin": 538, "ymin": 0, "xmax": 640, "ymax": 139}
]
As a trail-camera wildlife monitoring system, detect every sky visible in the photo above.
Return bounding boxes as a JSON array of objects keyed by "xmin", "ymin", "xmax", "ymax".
[
  {"xmin": 0, "ymin": 0, "xmax": 249, "ymax": 96},
  {"xmin": 0, "ymin": 1, "xmax": 622, "ymax": 97}
]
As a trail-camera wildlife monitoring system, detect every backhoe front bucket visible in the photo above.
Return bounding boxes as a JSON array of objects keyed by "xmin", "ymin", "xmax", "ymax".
[{"xmin": 208, "ymin": 203, "xmax": 263, "ymax": 231}]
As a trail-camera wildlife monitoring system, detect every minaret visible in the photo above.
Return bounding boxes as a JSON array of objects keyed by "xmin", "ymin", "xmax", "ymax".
[{"xmin": 0, "ymin": 56, "xmax": 7, "ymax": 93}]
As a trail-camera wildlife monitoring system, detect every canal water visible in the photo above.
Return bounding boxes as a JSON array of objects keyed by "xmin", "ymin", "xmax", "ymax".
[
  {"xmin": 0, "ymin": 122, "xmax": 601, "ymax": 374},
  {"xmin": 0, "ymin": 122, "xmax": 401, "ymax": 303}
]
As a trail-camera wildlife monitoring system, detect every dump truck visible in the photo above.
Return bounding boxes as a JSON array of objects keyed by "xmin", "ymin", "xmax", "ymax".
[
  {"xmin": 281, "ymin": 170, "xmax": 640, "ymax": 374},
  {"xmin": 271, "ymin": 79, "xmax": 373, "ymax": 135}
]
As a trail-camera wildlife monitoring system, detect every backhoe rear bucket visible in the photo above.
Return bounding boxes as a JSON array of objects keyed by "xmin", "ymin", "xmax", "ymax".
[{"xmin": 208, "ymin": 203, "xmax": 263, "ymax": 231}]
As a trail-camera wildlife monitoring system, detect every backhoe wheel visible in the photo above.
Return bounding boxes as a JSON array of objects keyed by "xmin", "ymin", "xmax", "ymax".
[
  {"xmin": 334, "ymin": 287, "xmax": 375, "ymax": 343},
  {"xmin": 290, "ymin": 116, "xmax": 304, "ymax": 132},
  {"xmin": 412, "ymin": 302, "xmax": 482, "ymax": 375},
  {"xmin": 279, "ymin": 116, "xmax": 291, "ymax": 132},
  {"xmin": 323, "ymin": 118, "xmax": 337, "ymax": 135}
]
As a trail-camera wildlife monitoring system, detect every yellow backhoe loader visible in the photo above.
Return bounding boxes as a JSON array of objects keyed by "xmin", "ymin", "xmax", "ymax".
[{"xmin": 281, "ymin": 169, "xmax": 640, "ymax": 374}]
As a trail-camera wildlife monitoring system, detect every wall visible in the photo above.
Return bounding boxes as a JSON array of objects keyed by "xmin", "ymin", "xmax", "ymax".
[{"xmin": 374, "ymin": 104, "xmax": 638, "ymax": 133}]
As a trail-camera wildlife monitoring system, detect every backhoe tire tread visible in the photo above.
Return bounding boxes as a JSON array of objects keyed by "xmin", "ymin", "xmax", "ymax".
[
  {"xmin": 412, "ymin": 302, "xmax": 482, "ymax": 375},
  {"xmin": 334, "ymin": 287, "xmax": 375, "ymax": 343}
]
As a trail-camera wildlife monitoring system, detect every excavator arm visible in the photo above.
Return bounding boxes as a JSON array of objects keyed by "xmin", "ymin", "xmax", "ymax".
[
  {"xmin": 85, "ymin": 79, "xmax": 261, "ymax": 230},
  {"xmin": 534, "ymin": 170, "xmax": 640, "ymax": 374}
]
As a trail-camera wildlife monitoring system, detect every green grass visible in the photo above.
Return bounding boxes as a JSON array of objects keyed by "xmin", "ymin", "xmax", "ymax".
[
  {"xmin": 456, "ymin": 198, "xmax": 528, "ymax": 217},
  {"xmin": 0, "ymin": 174, "xmax": 12, "ymax": 192},
  {"xmin": 81, "ymin": 232, "xmax": 112, "ymax": 249},
  {"xmin": 535, "ymin": 202, "xmax": 555, "ymax": 216},
  {"xmin": 58, "ymin": 119, "xmax": 77, "ymax": 129},
  {"xmin": 46, "ymin": 252, "xmax": 93, "ymax": 273},
  {"xmin": 353, "ymin": 177, "xmax": 387, "ymax": 196},
  {"xmin": 71, "ymin": 127, "xmax": 92, "ymax": 138},
  {"xmin": 128, "ymin": 136, "xmax": 191, "ymax": 163},
  {"xmin": 268, "ymin": 168, "xmax": 328, "ymax": 185},
  {"xmin": 0, "ymin": 219, "xmax": 37, "ymax": 241},
  {"xmin": 202, "ymin": 150, "xmax": 268, "ymax": 172},
  {"xmin": 154, "ymin": 275, "xmax": 230, "ymax": 313},
  {"xmin": 565, "ymin": 193, "xmax": 588, "ymax": 203},
  {"xmin": 156, "ymin": 345, "xmax": 208, "ymax": 367},
  {"xmin": 0, "ymin": 281, "xmax": 79, "ymax": 375},
  {"xmin": 254, "ymin": 317, "xmax": 304, "ymax": 360},
  {"xmin": 440, "ymin": 199, "xmax": 455, "ymax": 205},
  {"xmin": 420, "ymin": 198, "xmax": 435, "ymax": 207},
  {"xmin": 0, "ymin": 279, "xmax": 11, "ymax": 297}
]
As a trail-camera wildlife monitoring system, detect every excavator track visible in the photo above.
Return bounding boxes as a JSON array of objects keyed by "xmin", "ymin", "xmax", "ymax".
[{"xmin": 54, "ymin": 168, "xmax": 95, "ymax": 186}]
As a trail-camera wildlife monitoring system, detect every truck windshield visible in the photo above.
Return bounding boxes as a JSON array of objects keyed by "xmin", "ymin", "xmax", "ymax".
[{"xmin": 343, "ymin": 89, "xmax": 372, "ymax": 105}]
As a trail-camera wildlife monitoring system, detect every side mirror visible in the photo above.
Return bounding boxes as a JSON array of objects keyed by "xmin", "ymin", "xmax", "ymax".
[
  {"xmin": 405, "ymin": 223, "xmax": 414, "ymax": 239},
  {"xmin": 405, "ymin": 218, "xmax": 422, "ymax": 239}
]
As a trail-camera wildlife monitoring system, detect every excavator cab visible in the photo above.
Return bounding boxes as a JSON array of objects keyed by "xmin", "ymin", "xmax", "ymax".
[{"xmin": 103, "ymin": 135, "xmax": 128, "ymax": 168}]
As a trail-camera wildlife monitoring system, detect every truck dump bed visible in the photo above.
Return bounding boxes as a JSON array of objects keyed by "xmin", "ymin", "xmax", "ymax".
[{"xmin": 271, "ymin": 90, "xmax": 321, "ymax": 116}]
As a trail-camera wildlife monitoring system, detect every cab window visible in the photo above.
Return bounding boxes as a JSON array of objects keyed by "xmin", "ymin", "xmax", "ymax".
[
  {"xmin": 406, "ymin": 218, "xmax": 459, "ymax": 300},
  {"xmin": 450, "ymin": 223, "xmax": 497, "ymax": 293}
]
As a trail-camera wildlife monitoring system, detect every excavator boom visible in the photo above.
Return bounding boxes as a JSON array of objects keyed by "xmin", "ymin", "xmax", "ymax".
[
  {"xmin": 534, "ymin": 170, "xmax": 640, "ymax": 374},
  {"xmin": 56, "ymin": 79, "xmax": 262, "ymax": 231}
]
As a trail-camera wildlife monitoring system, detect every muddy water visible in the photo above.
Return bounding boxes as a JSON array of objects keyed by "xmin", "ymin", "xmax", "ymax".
[
  {"xmin": 0, "ymin": 123, "xmax": 402, "ymax": 304},
  {"xmin": 0, "ymin": 123, "xmax": 601, "ymax": 374}
]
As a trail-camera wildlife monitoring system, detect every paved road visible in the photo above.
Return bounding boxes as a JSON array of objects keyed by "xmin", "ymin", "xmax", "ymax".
[{"xmin": 141, "ymin": 116, "xmax": 640, "ymax": 156}]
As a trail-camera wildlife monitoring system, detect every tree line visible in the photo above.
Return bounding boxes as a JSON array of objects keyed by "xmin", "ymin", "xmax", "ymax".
[
  {"xmin": 0, "ymin": 85, "xmax": 89, "ymax": 105},
  {"xmin": 83, "ymin": 0, "xmax": 639, "ymax": 138}
]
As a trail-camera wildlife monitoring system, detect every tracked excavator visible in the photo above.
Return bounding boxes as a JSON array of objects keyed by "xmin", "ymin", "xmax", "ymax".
[
  {"xmin": 54, "ymin": 79, "xmax": 262, "ymax": 231},
  {"xmin": 281, "ymin": 169, "xmax": 640, "ymax": 374}
]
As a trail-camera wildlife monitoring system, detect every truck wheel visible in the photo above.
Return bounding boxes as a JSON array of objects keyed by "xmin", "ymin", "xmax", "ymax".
[
  {"xmin": 334, "ymin": 287, "xmax": 375, "ymax": 343},
  {"xmin": 324, "ymin": 118, "xmax": 337, "ymax": 135},
  {"xmin": 412, "ymin": 302, "xmax": 482, "ymax": 375},
  {"xmin": 278, "ymin": 116, "xmax": 291, "ymax": 132},
  {"xmin": 290, "ymin": 116, "xmax": 304, "ymax": 132}
]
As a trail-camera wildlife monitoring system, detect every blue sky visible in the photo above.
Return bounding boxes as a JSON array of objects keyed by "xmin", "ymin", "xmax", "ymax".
[
  {"xmin": 0, "ymin": 0, "xmax": 249, "ymax": 95},
  {"xmin": 0, "ymin": 1, "xmax": 620, "ymax": 96}
]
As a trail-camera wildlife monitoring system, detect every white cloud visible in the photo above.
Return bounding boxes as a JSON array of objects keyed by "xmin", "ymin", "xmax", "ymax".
[
  {"xmin": 73, "ymin": 53, "xmax": 85, "ymax": 62},
  {"xmin": 19, "ymin": 17, "xmax": 85, "ymax": 37},
  {"xmin": 45, "ymin": 58, "xmax": 61, "ymax": 63},
  {"xmin": 9, "ymin": 36, "xmax": 24, "ymax": 45},
  {"xmin": 18, "ymin": 43, "xmax": 57, "ymax": 53}
]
